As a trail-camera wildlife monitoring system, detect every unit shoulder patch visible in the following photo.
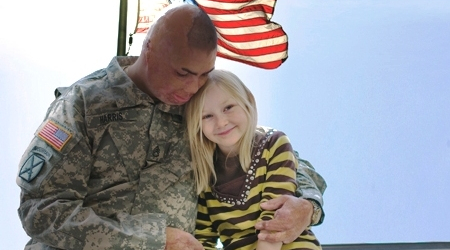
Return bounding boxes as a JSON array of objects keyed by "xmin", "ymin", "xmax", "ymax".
[{"xmin": 19, "ymin": 154, "xmax": 45, "ymax": 182}]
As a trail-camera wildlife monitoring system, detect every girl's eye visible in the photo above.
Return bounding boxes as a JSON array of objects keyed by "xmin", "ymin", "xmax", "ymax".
[
  {"xmin": 202, "ymin": 114, "xmax": 212, "ymax": 119},
  {"xmin": 224, "ymin": 105, "xmax": 234, "ymax": 111}
]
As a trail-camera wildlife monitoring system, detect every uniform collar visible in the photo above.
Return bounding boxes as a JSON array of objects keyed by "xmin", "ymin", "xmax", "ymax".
[{"xmin": 108, "ymin": 56, "xmax": 185, "ymax": 117}]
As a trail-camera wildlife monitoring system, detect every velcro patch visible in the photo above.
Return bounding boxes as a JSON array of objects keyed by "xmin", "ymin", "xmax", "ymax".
[
  {"xmin": 38, "ymin": 120, "xmax": 72, "ymax": 151},
  {"xmin": 19, "ymin": 154, "xmax": 45, "ymax": 182}
]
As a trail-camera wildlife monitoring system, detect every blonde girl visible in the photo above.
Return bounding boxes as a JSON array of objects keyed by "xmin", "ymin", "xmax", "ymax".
[{"xmin": 185, "ymin": 69, "xmax": 321, "ymax": 250}]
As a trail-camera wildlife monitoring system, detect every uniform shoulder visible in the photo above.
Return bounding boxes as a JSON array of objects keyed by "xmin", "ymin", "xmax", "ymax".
[{"xmin": 256, "ymin": 126, "xmax": 287, "ymax": 138}]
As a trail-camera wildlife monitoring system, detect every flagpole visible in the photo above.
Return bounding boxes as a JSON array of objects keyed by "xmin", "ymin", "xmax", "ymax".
[{"xmin": 117, "ymin": 0, "xmax": 128, "ymax": 56}]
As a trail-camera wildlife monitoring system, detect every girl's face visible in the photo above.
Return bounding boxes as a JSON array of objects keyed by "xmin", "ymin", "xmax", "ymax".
[{"xmin": 201, "ymin": 84, "xmax": 248, "ymax": 155}]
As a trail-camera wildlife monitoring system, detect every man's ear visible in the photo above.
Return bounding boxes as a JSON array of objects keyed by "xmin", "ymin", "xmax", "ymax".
[
  {"xmin": 144, "ymin": 40, "xmax": 152, "ymax": 62},
  {"xmin": 142, "ymin": 38, "xmax": 151, "ymax": 51}
]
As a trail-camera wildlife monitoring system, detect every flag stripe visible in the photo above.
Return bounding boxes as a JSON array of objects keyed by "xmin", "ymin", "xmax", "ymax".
[
  {"xmin": 41, "ymin": 123, "xmax": 64, "ymax": 147},
  {"xmin": 200, "ymin": 0, "xmax": 272, "ymax": 4},
  {"xmin": 38, "ymin": 121, "xmax": 72, "ymax": 151},
  {"xmin": 216, "ymin": 24, "xmax": 286, "ymax": 42},
  {"xmin": 212, "ymin": 18, "xmax": 268, "ymax": 28},
  {"xmin": 218, "ymin": 40, "xmax": 287, "ymax": 57},
  {"xmin": 198, "ymin": 3, "xmax": 274, "ymax": 18},
  {"xmin": 218, "ymin": 37, "xmax": 286, "ymax": 59},
  {"xmin": 207, "ymin": 10, "xmax": 270, "ymax": 22},
  {"xmin": 217, "ymin": 52, "xmax": 285, "ymax": 69},
  {"xmin": 136, "ymin": 28, "xmax": 149, "ymax": 33},
  {"xmin": 217, "ymin": 35, "xmax": 287, "ymax": 57},
  {"xmin": 195, "ymin": 0, "xmax": 274, "ymax": 15},
  {"xmin": 195, "ymin": 0, "xmax": 288, "ymax": 69}
]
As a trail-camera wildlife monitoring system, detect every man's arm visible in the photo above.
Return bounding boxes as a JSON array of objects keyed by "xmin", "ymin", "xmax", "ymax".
[
  {"xmin": 294, "ymin": 152, "xmax": 326, "ymax": 225},
  {"xmin": 17, "ymin": 94, "xmax": 169, "ymax": 249},
  {"xmin": 17, "ymin": 134, "xmax": 168, "ymax": 250},
  {"xmin": 255, "ymin": 151, "xmax": 326, "ymax": 243}
]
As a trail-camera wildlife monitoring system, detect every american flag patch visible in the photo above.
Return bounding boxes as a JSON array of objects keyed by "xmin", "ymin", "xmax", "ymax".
[{"xmin": 38, "ymin": 120, "xmax": 72, "ymax": 151}]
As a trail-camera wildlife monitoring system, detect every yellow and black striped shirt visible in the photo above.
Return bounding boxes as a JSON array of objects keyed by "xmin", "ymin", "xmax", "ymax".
[{"xmin": 195, "ymin": 127, "xmax": 321, "ymax": 250}]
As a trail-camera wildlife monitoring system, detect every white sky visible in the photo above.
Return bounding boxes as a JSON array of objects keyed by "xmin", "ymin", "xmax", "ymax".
[{"xmin": 1, "ymin": 0, "xmax": 449, "ymax": 248}]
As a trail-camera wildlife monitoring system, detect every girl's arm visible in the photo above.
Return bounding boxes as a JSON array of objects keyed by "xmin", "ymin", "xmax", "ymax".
[
  {"xmin": 195, "ymin": 192, "xmax": 219, "ymax": 250},
  {"xmin": 256, "ymin": 230, "xmax": 283, "ymax": 250}
]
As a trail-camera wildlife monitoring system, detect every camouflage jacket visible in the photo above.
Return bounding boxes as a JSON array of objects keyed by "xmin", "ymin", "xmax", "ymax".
[{"xmin": 17, "ymin": 56, "xmax": 326, "ymax": 249}]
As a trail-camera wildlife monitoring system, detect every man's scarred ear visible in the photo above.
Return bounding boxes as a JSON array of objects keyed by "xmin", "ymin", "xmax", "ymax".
[
  {"xmin": 145, "ymin": 40, "xmax": 153, "ymax": 62},
  {"xmin": 145, "ymin": 47, "xmax": 152, "ymax": 64}
]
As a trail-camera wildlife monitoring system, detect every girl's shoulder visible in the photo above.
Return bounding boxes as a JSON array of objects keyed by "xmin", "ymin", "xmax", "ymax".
[{"xmin": 254, "ymin": 126, "xmax": 289, "ymax": 148}]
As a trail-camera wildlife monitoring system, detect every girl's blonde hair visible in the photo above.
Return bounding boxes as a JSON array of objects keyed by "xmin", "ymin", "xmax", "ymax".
[{"xmin": 185, "ymin": 69, "xmax": 257, "ymax": 194}]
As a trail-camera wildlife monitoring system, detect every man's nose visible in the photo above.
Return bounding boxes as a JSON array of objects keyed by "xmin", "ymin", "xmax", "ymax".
[{"xmin": 185, "ymin": 76, "xmax": 202, "ymax": 94}]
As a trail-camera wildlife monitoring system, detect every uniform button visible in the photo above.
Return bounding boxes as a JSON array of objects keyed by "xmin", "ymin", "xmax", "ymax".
[{"xmin": 152, "ymin": 146, "xmax": 160, "ymax": 157}]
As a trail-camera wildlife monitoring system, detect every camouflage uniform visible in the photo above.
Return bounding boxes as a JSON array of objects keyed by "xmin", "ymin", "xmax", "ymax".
[
  {"xmin": 16, "ymin": 56, "xmax": 326, "ymax": 249},
  {"xmin": 295, "ymin": 153, "xmax": 327, "ymax": 226}
]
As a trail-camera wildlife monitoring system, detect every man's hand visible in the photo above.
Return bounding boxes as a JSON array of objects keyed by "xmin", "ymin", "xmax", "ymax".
[
  {"xmin": 165, "ymin": 227, "xmax": 204, "ymax": 250},
  {"xmin": 255, "ymin": 195, "xmax": 313, "ymax": 244}
]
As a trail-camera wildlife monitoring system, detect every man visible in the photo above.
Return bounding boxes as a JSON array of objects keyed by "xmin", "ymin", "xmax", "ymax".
[{"xmin": 17, "ymin": 4, "xmax": 325, "ymax": 250}]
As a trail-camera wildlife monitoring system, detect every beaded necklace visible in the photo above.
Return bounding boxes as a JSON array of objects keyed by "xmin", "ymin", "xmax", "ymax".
[{"xmin": 211, "ymin": 129, "xmax": 274, "ymax": 206}]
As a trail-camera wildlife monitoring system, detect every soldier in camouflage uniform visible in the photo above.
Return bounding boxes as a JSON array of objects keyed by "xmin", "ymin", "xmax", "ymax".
[{"xmin": 16, "ymin": 4, "xmax": 326, "ymax": 250}]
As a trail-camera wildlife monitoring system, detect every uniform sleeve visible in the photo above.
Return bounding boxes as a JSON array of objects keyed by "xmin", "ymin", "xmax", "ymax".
[
  {"xmin": 195, "ymin": 193, "xmax": 219, "ymax": 250},
  {"xmin": 259, "ymin": 133, "xmax": 298, "ymax": 222},
  {"xmin": 293, "ymin": 151, "xmax": 327, "ymax": 225},
  {"xmin": 16, "ymin": 96, "xmax": 167, "ymax": 249}
]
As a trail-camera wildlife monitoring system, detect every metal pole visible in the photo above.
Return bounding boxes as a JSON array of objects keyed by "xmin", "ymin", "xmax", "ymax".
[{"xmin": 117, "ymin": 0, "xmax": 128, "ymax": 56}]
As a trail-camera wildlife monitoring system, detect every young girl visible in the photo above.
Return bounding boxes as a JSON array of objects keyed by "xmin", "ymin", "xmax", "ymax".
[{"xmin": 185, "ymin": 69, "xmax": 321, "ymax": 250}]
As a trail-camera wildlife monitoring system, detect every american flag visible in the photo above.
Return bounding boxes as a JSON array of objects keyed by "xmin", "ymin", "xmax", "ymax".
[
  {"xmin": 134, "ymin": 0, "xmax": 288, "ymax": 69},
  {"xmin": 38, "ymin": 121, "xmax": 72, "ymax": 151}
]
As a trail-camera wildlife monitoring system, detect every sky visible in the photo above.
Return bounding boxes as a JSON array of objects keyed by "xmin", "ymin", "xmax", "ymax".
[{"xmin": 1, "ymin": 0, "xmax": 449, "ymax": 248}]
